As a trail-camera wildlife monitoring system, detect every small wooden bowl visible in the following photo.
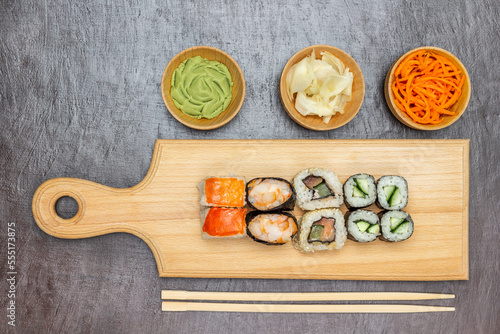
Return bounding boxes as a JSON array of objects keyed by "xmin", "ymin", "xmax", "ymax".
[
  {"xmin": 384, "ymin": 46, "xmax": 471, "ymax": 130},
  {"xmin": 279, "ymin": 45, "xmax": 365, "ymax": 131},
  {"xmin": 161, "ymin": 46, "xmax": 245, "ymax": 130}
]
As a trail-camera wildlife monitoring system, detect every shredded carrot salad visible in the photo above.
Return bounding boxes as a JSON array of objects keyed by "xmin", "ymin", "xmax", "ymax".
[{"xmin": 392, "ymin": 50, "xmax": 465, "ymax": 125}]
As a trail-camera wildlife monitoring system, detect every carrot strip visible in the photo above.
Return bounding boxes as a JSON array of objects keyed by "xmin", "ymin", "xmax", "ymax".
[{"xmin": 392, "ymin": 50, "xmax": 465, "ymax": 125}]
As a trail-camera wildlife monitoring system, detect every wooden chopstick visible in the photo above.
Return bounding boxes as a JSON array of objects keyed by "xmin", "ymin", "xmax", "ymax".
[
  {"xmin": 161, "ymin": 290, "xmax": 455, "ymax": 302},
  {"xmin": 162, "ymin": 302, "xmax": 455, "ymax": 313}
]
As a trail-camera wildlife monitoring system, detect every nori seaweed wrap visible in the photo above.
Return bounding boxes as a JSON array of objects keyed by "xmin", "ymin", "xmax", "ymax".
[
  {"xmin": 246, "ymin": 211, "xmax": 298, "ymax": 245},
  {"xmin": 376, "ymin": 175, "xmax": 408, "ymax": 210},
  {"xmin": 246, "ymin": 177, "xmax": 296, "ymax": 211},
  {"xmin": 378, "ymin": 210, "xmax": 414, "ymax": 242},
  {"xmin": 344, "ymin": 174, "xmax": 377, "ymax": 209},
  {"xmin": 345, "ymin": 209, "xmax": 380, "ymax": 242}
]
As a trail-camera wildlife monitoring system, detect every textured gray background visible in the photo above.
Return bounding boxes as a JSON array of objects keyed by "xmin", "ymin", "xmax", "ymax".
[{"xmin": 1, "ymin": 0, "xmax": 499, "ymax": 333}]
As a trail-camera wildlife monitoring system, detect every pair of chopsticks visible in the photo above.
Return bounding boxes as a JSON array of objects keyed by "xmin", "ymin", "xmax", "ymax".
[{"xmin": 161, "ymin": 290, "xmax": 455, "ymax": 313}]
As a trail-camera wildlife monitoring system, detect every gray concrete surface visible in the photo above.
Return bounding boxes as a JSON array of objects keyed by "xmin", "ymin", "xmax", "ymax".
[{"xmin": 1, "ymin": 0, "xmax": 499, "ymax": 332}]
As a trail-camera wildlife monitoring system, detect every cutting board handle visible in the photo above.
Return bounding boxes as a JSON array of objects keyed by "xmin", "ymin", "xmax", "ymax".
[{"xmin": 32, "ymin": 177, "xmax": 142, "ymax": 239}]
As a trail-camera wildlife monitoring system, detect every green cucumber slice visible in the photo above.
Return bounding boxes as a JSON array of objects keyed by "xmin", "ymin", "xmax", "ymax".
[
  {"xmin": 389, "ymin": 188, "xmax": 402, "ymax": 207},
  {"xmin": 356, "ymin": 221, "xmax": 371, "ymax": 233},
  {"xmin": 392, "ymin": 221, "xmax": 410, "ymax": 234},
  {"xmin": 367, "ymin": 224, "xmax": 380, "ymax": 234},
  {"xmin": 314, "ymin": 182, "xmax": 332, "ymax": 198},
  {"xmin": 309, "ymin": 225, "xmax": 324, "ymax": 240},
  {"xmin": 354, "ymin": 178, "xmax": 370, "ymax": 195},
  {"xmin": 352, "ymin": 186, "xmax": 366, "ymax": 198},
  {"xmin": 390, "ymin": 217, "xmax": 405, "ymax": 230},
  {"xmin": 383, "ymin": 185, "xmax": 396, "ymax": 200}
]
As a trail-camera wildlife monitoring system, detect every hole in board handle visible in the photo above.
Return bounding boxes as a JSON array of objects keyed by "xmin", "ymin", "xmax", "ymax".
[{"xmin": 55, "ymin": 196, "xmax": 79, "ymax": 219}]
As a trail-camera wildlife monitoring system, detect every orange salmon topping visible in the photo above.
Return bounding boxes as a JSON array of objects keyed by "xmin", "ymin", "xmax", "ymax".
[
  {"xmin": 203, "ymin": 208, "xmax": 247, "ymax": 237},
  {"xmin": 205, "ymin": 177, "xmax": 245, "ymax": 207}
]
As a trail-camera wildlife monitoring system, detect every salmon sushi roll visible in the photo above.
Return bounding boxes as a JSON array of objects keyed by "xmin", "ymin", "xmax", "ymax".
[
  {"xmin": 293, "ymin": 208, "xmax": 347, "ymax": 253},
  {"xmin": 293, "ymin": 168, "xmax": 343, "ymax": 210},
  {"xmin": 201, "ymin": 207, "xmax": 247, "ymax": 239},
  {"xmin": 199, "ymin": 176, "xmax": 246, "ymax": 208},
  {"xmin": 246, "ymin": 178, "xmax": 295, "ymax": 211},
  {"xmin": 246, "ymin": 211, "xmax": 298, "ymax": 245}
]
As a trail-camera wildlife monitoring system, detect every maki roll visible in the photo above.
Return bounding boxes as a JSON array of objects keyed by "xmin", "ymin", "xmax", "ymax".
[
  {"xmin": 246, "ymin": 178, "xmax": 295, "ymax": 211},
  {"xmin": 293, "ymin": 208, "xmax": 347, "ymax": 253},
  {"xmin": 201, "ymin": 207, "xmax": 247, "ymax": 239},
  {"xmin": 293, "ymin": 168, "xmax": 343, "ymax": 210},
  {"xmin": 346, "ymin": 209, "xmax": 380, "ymax": 242},
  {"xmin": 344, "ymin": 174, "xmax": 377, "ymax": 209},
  {"xmin": 379, "ymin": 210, "xmax": 414, "ymax": 242},
  {"xmin": 199, "ymin": 176, "xmax": 246, "ymax": 208},
  {"xmin": 376, "ymin": 175, "xmax": 408, "ymax": 210},
  {"xmin": 246, "ymin": 211, "xmax": 298, "ymax": 245}
]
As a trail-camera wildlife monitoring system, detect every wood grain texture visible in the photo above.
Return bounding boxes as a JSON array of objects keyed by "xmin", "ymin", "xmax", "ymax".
[
  {"xmin": 2, "ymin": 0, "xmax": 499, "ymax": 333},
  {"xmin": 32, "ymin": 139, "xmax": 469, "ymax": 280},
  {"xmin": 161, "ymin": 290, "xmax": 455, "ymax": 301},
  {"xmin": 162, "ymin": 301, "xmax": 455, "ymax": 313}
]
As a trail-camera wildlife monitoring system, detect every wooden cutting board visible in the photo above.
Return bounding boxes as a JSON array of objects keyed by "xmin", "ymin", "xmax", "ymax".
[{"xmin": 32, "ymin": 139, "xmax": 469, "ymax": 280}]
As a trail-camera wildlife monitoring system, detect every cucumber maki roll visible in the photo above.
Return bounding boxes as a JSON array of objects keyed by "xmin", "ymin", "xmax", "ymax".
[
  {"xmin": 246, "ymin": 211, "xmax": 297, "ymax": 245},
  {"xmin": 246, "ymin": 178, "xmax": 295, "ymax": 211},
  {"xmin": 293, "ymin": 168, "xmax": 343, "ymax": 210},
  {"xmin": 293, "ymin": 208, "xmax": 347, "ymax": 253},
  {"xmin": 376, "ymin": 175, "xmax": 408, "ymax": 210},
  {"xmin": 344, "ymin": 174, "xmax": 377, "ymax": 209},
  {"xmin": 346, "ymin": 209, "xmax": 380, "ymax": 242},
  {"xmin": 379, "ymin": 210, "xmax": 414, "ymax": 242}
]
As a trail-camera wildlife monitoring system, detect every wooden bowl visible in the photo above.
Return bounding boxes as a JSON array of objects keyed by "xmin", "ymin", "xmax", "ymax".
[
  {"xmin": 279, "ymin": 45, "xmax": 365, "ymax": 131},
  {"xmin": 161, "ymin": 46, "xmax": 245, "ymax": 130},
  {"xmin": 384, "ymin": 46, "xmax": 471, "ymax": 130}
]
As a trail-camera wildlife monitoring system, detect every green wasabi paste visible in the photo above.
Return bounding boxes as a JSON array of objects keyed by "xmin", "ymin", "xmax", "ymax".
[{"xmin": 170, "ymin": 56, "xmax": 233, "ymax": 119}]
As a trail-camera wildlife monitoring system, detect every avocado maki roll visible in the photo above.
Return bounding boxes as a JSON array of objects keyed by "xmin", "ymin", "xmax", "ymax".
[
  {"xmin": 376, "ymin": 175, "xmax": 408, "ymax": 210},
  {"xmin": 344, "ymin": 174, "xmax": 377, "ymax": 209},
  {"xmin": 293, "ymin": 168, "xmax": 343, "ymax": 210},
  {"xmin": 345, "ymin": 209, "xmax": 380, "ymax": 242},
  {"xmin": 293, "ymin": 208, "xmax": 347, "ymax": 253},
  {"xmin": 379, "ymin": 210, "xmax": 414, "ymax": 242},
  {"xmin": 246, "ymin": 178, "xmax": 295, "ymax": 211}
]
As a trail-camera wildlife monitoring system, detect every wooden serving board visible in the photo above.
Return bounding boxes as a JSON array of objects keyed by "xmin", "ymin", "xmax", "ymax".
[{"xmin": 32, "ymin": 139, "xmax": 469, "ymax": 281}]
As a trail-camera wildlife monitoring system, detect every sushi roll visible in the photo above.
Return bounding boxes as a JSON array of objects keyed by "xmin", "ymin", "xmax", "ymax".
[
  {"xmin": 376, "ymin": 175, "xmax": 408, "ymax": 210},
  {"xmin": 199, "ymin": 176, "xmax": 246, "ymax": 208},
  {"xmin": 246, "ymin": 178, "xmax": 295, "ymax": 211},
  {"xmin": 379, "ymin": 210, "xmax": 414, "ymax": 242},
  {"xmin": 344, "ymin": 174, "xmax": 377, "ymax": 209},
  {"xmin": 293, "ymin": 208, "xmax": 347, "ymax": 253},
  {"xmin": 346, "ymin": 209, "xmax": 380, "ymax": 242},
  {"xmin": 201, "ymin": 207, "xmax": 247, "ymax": 239},
  {"xmin": 246, "ymin": 211, "xmax": 298, "ymax": 245},
  {"xmin": 293, "ymin": 168, "xmax": 343, "ymax": 210}
]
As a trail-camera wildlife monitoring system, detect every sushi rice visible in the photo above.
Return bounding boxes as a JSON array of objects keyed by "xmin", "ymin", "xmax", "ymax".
[
  {"xmin": 379, "ymin": 210, "xmax": 414, "ymax": 242},
  {"xmin": 246, "ymin": 177, "xmax": 295, "ymax": 211},
  {"xmin": 293, "ymin": 208, "xmax": 347, "ymax": 253},
  {"xmin": 343, "ymin": 173, "xmax": 377, "ymax": 209},
  {"xmin": 293, "ymin": 168, "xmax": 343, "ymax": 210},
  {"xmin": 346, "ymin": 209, "xmax": 380, "ymax": 242},
  {"xmin": 376, "ymin": 175, "xmax": 408, "ymax": 210}
]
